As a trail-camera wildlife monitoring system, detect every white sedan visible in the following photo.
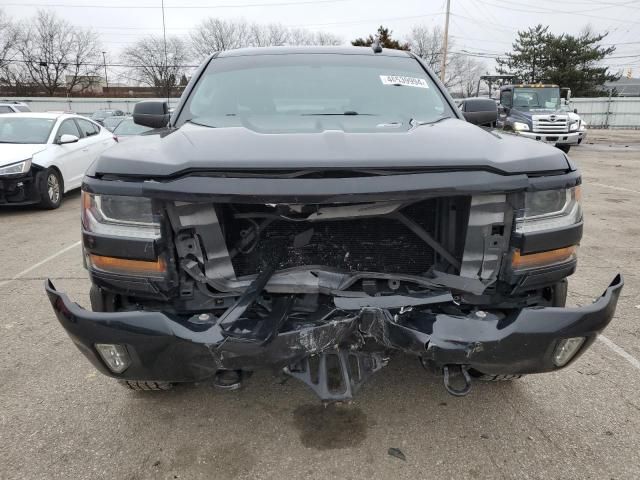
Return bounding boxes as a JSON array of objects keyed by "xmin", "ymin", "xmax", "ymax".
[{"xmin": 0, "ymin": 113, "xmax": 116, "ymax": 209}]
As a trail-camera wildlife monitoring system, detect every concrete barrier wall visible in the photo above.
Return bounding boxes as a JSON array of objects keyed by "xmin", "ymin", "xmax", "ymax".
[
  {"xmin": 0, "ymin": 97, "xmax": 181, "ymax": 116},
  {"xmin": 2, "ymin": 96, "xmax": 640, "ymax": 128}
]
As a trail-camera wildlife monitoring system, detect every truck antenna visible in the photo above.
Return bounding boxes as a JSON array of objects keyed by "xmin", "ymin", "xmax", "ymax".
[{"xmin": 371, "ymin": 36, "xmax": 383, "ymax": 54}]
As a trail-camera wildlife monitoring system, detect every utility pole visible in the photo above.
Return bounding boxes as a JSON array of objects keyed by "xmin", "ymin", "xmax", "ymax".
[
  {"xmin": 440, "ymin": 0, "xmax": 451, "ymax": 83},
  {"xmin": 102, "ymin": 51, "xmax": 109, "ymax": 94},
  {"xmin": 161, "ymin": 0, "xmax": 170, "ymax": 104}
]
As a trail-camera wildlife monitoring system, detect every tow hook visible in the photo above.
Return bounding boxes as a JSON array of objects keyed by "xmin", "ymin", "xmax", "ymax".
[
  {"xmin": 443, "ymin": 365, "xmax": 472, "ymax": 397},
  {"xmin": 213, "ymin": 369, "xmax": 245, "ymax": 390}
]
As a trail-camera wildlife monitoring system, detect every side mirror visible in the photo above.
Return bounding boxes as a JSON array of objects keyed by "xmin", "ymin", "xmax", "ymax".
[
  {"xmin": 58, "ymin": 134, "xmax": 79, "ymax": 144},
  {"xmin": 461, "ymin": 98, "xmax": 498, "ymax": 126},
  {"xmin": 133, "ymin": 100, "xmax": 170, "ymax": 128}
]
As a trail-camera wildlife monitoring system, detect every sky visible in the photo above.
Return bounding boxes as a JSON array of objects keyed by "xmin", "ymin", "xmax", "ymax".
[{"xmin": 2, "ymin": 0, "xmax": 639, "ymax": 83}]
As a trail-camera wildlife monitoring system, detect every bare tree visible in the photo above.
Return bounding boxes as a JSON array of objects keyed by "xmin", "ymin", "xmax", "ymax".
[
  {"xmin": 17, "ymin": 10, "xmax": 103, "ymax": 95},
  {"xmin": 456, "ymin": 56, "xmax": 486, "ymax": 97},
  {"xmin": 190, "ymin": 18, "xmax": 251, "ymax": 60},
  {"xmin": 288, "ymin": 28, "xmax": 341, "ymax": 46},
  {"xmin": 407, "ymin": 24, "xmax": 466, "ymax": 89},
  {"xmin": 122, "ymin": 35, "xmax": 191, "ymax": 95},
  {"xmin": 190, "ymin": 18, "xmax": 341, "ymax": 60},
  {"xmin": 407, "ymin": 25, "xmax": 442, "ymax": 72},
  {"xmin": 0, "ymin": 10, "xmax": 18, "ymax": 73},
  {"xmin": 248, "ymin": 22, "xmax": 290, "ymax": 47}
]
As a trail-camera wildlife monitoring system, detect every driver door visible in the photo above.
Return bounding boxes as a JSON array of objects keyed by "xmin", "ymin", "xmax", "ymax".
[{"xmin": 52, "ymin": 119, "xmax": 86, "ymax": 191}]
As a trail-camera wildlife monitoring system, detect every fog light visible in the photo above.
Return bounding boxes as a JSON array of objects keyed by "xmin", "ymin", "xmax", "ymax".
[
  {"xmin": 553, "ymin": 337, "xmax": 586, "ymax": 367},
  {"xmin": 95, "ymin": 343, "xmax": 131, "ymax": 373}
]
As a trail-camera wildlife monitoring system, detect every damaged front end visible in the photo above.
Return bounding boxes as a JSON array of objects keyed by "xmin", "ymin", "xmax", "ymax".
[{"xmin": 46, "ymin": 169, "xmax": 623, "ymax": 401}]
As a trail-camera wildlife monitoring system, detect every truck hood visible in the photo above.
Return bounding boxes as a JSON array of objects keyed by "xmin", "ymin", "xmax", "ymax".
[
  {"xmin": 0, "ymin": 144, "xmax": 47, "ymax": 168},
  {"xmin": 90, "ymin": 118, "xmax": 571, "ymax": 178},
  {"xmin": 513, "ymin": 109, "xmax": 566, "ymax": 120}
]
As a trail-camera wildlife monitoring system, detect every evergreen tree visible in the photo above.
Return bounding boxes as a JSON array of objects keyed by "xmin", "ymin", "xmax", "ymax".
[
  {"xmin": 352, "ymin": 26, "xmax": 409, "ymax": 51},
  {"xmin": 544, "ymin": 29, "xmax": 619, "ymax": 97},
  {"xmin": 496, "ymin": 24, "xmax": 551, "ymax": 83}
]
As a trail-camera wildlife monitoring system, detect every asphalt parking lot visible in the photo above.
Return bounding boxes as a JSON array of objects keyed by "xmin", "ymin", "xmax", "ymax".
[{"xmin": 1, "ymin": 130, "xmax": 639, "ymax": 480}]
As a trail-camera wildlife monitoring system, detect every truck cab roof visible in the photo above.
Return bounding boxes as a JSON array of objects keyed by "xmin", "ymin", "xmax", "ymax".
[{"xmin": 501, "ymin": 84, "xmax": 560, "ymax": 90}]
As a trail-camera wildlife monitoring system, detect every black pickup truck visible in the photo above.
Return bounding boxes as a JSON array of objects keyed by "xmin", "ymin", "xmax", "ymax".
[{"xmin": 45, "ymin": 46, "xmax": 622, "ymax": 401}]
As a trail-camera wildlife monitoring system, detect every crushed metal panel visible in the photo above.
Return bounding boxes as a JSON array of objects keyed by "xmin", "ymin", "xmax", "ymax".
[
  {"xmin": 170, "ymin": 202, "xmax": 236, "ymax": 279},
  {"xmin": 460, "ymin": 194, "xmax": 507, "ymax": 280},
  {"xmin": 333, "ymin": 292, "xmax": 453, "ymax": 310}
]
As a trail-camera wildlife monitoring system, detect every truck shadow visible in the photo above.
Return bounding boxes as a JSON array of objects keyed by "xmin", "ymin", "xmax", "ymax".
[{"xmin": 121, "ymin": 353, "xmax": 528, "ymax": 455}]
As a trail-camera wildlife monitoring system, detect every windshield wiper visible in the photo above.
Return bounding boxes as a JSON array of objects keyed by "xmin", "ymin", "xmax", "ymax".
[
  {"xmin": 301, "ymin": 111, "xmax": 375, "ymax": 116},
  {"xmin": 184, "ymin": 118, "xmax": 215, "ymax": 128},
  {"xmin": 409, "ymin": 116, "xmax": 451, "ymax": 128}
]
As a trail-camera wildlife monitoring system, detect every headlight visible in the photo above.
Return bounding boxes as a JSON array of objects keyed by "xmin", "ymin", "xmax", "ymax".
[
  {"xmin": 515, "ymin": 186, "xmax": 582, "ymax": 234},
  {"xmin": 0, "ymin": 159, "xmax": 31, "ymax": 176},
  {"xmin": 513, "ymin": 122, "xmax": 529, "ymax": 131},
  {"xmin": 82, "ymin": 192, "xmax": 160, "ymax": 239},
  {"xmin": 569, "ymin": 122, "xmax": 579, "ymax": 131}
]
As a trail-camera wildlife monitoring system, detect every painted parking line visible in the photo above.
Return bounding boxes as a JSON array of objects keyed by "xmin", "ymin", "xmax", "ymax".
[
  {"xmin": 589, "ymin": 182, "xmax": 640, "ymax": 195},
  {"xmin": 598, "ymin": 335, "xmax": 640, "ymax": 371},
  {"xmin": 0, "ymin": 241, "xmax": 81, "ymax": 289}
]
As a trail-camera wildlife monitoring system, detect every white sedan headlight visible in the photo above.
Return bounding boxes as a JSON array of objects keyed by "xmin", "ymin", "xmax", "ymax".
[
  {"xmin": 513, "ymin": 122, "xmax": 529, "ymax": 131},
  {"xmin": 0, "ymin": 159, "xmax": 31, "ymax": 176},
  {"xmin": 515, "ymin": 186, "xmax": 582, "ymax": 233}
]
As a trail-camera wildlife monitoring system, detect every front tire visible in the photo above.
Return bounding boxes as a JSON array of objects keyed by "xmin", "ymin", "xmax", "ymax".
[
  {"xmin": 469, "ymin": 371, "xmax": 523, "ymax": 381},
  {"xmin": 38, "ymin": 168, "xmax": 63, "ymax": 209},
  {"xmin": 556, "ymin": 144, "xmax": 571, "ymax": 153},
  {"xmin": 119, "ymin": 380, "xmax": 173, "ymax": 391}
]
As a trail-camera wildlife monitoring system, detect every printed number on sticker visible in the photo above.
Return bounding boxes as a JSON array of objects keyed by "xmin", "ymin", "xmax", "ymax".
[{"xmin": 380, "ymin": 75, "xmax": 429, "ymax": 88}]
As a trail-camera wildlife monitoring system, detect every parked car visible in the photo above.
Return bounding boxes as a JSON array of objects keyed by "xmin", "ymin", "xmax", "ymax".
[
  {"xmin": 90, "ymin": 109, "xmax": 125, "ymax": 126},
  {"xmin": 102, "ymin": 115, "xmax": 126, "ymax": 132},
  {"xmin": 0, "ymin": 113, "xmax": 116, "ymax": 209},
  {"xmin": 111, "ymin": 117, "xmax": 153, "ymax": 141},
  {"xmin": 0, "ymin": 101, "xmax": 31, "ymax": 113},
  {"xmin": 46, "ymin": 46, "xmax": 622, "ymax": 401}
]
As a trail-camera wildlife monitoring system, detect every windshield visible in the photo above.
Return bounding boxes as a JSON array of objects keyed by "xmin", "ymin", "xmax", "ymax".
[
  {"xmin": 178, "ymin": 53, "xmax": 453, "ymax": 128},
  {"xmin": 0, "ymin": 117, "xmax": 55, "ymax": 144},
  {"xmin": 113, "ymin": 118, "xmax": 152, "ymax": 135},
  {"xmin": 513, "ymin": 87, "xmax": 560, "ymax": 110}
]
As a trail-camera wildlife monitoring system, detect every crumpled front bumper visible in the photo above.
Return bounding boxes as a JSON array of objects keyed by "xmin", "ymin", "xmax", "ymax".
[{"xmin": 45, "ymin": 275, "xmax": 623, "ymax": 391}]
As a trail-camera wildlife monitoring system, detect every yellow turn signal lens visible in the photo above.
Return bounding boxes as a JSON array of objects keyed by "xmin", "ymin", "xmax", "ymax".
[
  {"xmin": 88, "ymin": 254, "xmax": 166, "ymax": 276},
  {"xmin": 511, "ymin": 246, "xmax": 576, "ymax": 270}
]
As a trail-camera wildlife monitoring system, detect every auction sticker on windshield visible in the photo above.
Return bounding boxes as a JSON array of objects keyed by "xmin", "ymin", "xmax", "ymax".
[{"xmin": 380, "ymin": 75, "xmax": 429, "ymax": 88}]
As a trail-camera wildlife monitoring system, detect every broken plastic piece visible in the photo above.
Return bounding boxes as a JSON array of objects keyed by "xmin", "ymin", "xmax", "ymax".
[
  {"xmin": 388, "ymin": 448, "xmax": 406, "ymax": 461},
  {"xmin": 333, "ymin": 292, "xmax": 453, "ymax": 310},
  {"xmin": 284, "ymin": 350, "xmax": 385, "ymax": 401}
]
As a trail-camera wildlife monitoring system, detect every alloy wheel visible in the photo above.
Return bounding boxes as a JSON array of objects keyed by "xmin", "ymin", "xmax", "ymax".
[{"xmin": 47, "ymin": 173, "xmax": 60, "ymax": 204}]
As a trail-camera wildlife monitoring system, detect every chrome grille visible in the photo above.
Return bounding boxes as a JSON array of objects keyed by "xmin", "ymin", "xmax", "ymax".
[{"xmin": 532, "ymin": 114, "xmax": 569, "ymax": 133}]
